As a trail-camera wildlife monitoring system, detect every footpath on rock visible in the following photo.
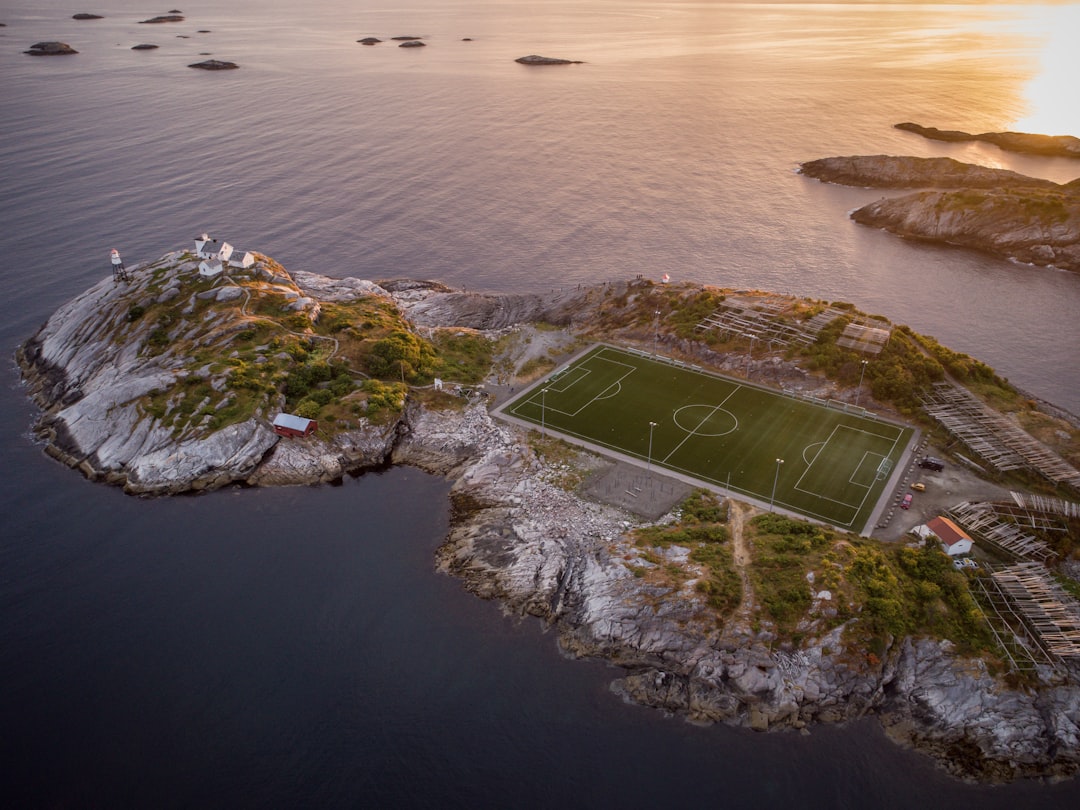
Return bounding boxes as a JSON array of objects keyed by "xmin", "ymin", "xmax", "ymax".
[{"xmin": 16, "ymin": 242, "xmax": 1080, "ymax": 783}]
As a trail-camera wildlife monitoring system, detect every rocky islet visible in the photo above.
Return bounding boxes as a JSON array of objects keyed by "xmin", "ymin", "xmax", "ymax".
[{"xmin": 16, "ymin": 246, "xmax": 1080, "ymax": 783}]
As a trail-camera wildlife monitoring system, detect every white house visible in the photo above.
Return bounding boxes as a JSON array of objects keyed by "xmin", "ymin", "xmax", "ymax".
[
  {"xmin": 195, "ymin": 233, "xmax": 219, "ymax": 260},
  {"xmin": 198, "ymin": 257, "xmax": 224, "ymax": 278},
  {"xmin": 195, "ymin": 234, "xmax": 254, "ymax": 274},
  {"xmin": 927, "ymin": 515, "xmax": 974, "ymax": 557},
  {"xmin": 228, "ymin": 249, "xmax": 255, "ymax": 269}
]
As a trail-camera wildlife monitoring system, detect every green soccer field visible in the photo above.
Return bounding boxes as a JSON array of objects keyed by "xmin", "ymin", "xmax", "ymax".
[{"xmin": 500, "ymin": 345, "xmax": 914, "ymax": 532}]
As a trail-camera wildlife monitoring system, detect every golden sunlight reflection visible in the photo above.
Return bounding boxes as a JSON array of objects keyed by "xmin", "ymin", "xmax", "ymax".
[{"xmin": 1011, "ymin": 4, "xmax": 1080, "ymax": 136}]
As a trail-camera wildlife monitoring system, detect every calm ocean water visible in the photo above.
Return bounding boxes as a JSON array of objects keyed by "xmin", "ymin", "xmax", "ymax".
[{"xmin": 2, "ymin": 2, "xmax": 1079, "ymax": 807}]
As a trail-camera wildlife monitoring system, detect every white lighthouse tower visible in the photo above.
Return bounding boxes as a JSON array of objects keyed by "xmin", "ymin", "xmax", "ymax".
[{"xmin": 110, "ymin": 248, "xmax": 129, "ymax": 283}]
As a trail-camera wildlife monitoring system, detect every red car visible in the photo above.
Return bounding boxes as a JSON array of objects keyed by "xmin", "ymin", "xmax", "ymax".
[{"xmin": 900, "ymin": 493, "xmax": 913, "ymax": 509}]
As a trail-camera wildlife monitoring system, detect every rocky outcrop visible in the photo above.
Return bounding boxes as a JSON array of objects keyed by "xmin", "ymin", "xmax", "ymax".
[
  {"xmin": 799, "ymin": 155, "xmax": 1059, "ymax": 191},
  {"xmin": 851, "ymin": 190, "xmax": 1080, "ymax": 273},
  {"xmin": 16, "ymin": 251, "xmax": 406, "ymax": 494},
  {"xmin": 515, "ymin": 55, "xmax": 582, "ymax": 65},
  {"xmin": 801, "ymin": 155, "xmax": 1080, "ymax": 273},
  {"xmin": 896, "ymin": 122, "xmax": 1080, "ymax": 159},
  {"xmin": 379, "ymin": 278, "xmax": 594, "ymax": 329},
  {"xmin": 400, "ymin": 397, "xmax": 1080, "ymax": 782},
  {"xmin": 73, "ymin": 13, "xmax": 103, "ymax": 20},
  {"xmin": 357, "ymin": 37, "xmax": 382, "ymax": 45},
  {"xmin": 140, "ymin": 15, "xmax": 184, "ymax": 24},
  {"xmin": 25, "ymin": 42, "xmax": 78, "ymax": 55},
  {"xmin": 189, "ymin": 59, "xmax": 238, "ymax": 70},
  {"xmin": 399, "ymin": 40, "xmax": 426, "ymax": 49},
  {"xmin": 132, "ymin": 44, "xmax": 159, "ymax": 50}
]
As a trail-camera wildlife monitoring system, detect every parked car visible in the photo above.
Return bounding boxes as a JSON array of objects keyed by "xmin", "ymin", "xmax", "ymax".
[
  {"xmin": 911, "ymin": 482, "xmax": 926, "ymax": 491},
  {"xmin": 918, "ymin": 457, "xmax": 945, "ymax": 471},
  {"xmin": 900, "ymin": 493, "xmax": 913, "ymax": 509}
]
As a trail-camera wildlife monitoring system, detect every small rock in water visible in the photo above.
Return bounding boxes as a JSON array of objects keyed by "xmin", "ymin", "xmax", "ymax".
[
  {"xmin": 140, "ymin": 14, "xmax": 184, "ymax": 24},
  {"xmin": 399, "ymin": 40, "xmax": 426, "ymax": 48},
  {"xmin": 72, "ymin": 13, "xmax": 104, "ymax": 20},
  {"xmin": 131, "ymin": 43, "xmax": 159, "ymax": 50},
  {"xmin": 357, "ymin": 37, "xmax": 382, "ymax": 45},
  {"xmin": 515, "ymin": 54, "xmax": 581, "ymax": 65},
  {"xmin": 25, "ymin": 41, "xmax": 79, "ymax": 56},
  {"xmin": 188, "ymin": 59, "xmax": 239, "ymax": 70}
]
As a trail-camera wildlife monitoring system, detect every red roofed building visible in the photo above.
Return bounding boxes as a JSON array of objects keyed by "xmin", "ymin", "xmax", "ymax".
[
  {"xmin": 927, "ymin": 515, "xmax": 973, "ymax": 556},
  {"xmin": 273, "ymin": 413, "xmax": 317, "ymax": 438}
]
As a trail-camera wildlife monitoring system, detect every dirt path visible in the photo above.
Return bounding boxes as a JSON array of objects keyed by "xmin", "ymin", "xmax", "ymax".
[{"xmin": 728, "ymin": 501, "xmax": 756, "ymax": 621}]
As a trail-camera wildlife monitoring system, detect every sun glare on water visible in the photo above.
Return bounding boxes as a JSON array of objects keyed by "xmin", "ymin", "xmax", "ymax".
[{"xmin": 1010, "ymin": 4, "xmax": 1080, "ymax": 136}]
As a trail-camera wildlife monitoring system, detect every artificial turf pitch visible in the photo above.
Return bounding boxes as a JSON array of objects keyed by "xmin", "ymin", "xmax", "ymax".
[{"xmin": 501, "ymin": 345, "xmax": 914, "ymax": 532}]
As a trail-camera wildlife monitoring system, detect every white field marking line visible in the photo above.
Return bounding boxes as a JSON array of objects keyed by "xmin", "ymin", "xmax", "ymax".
[
  {"xmin": 535, "ymin": 410, "xmax": 859, "ymax": 529},
  {"xmin": 846, "ymin": 451, "xmax": 886, "ymax": 490},
  {"xmin": 655, "ymin": 457, "xmax": 859, "ymax": 528},
  {"xmin": 543, "ymin": 366, "xmax": 591, "ymax": 394},
  {"xmin": 794, "ymin": 423, "xmax": 904, "ymax": 517},
  {"xmin": 506, "ymin": 367, "xmax": 592, "ymax": 418},
  {"xmin": 594, "ymin": 381, "xmax": 622, "ymax": 402},
  {"xmin": 661, "ymin": 386, "xmax": 742, "ymax": 464},
  {"xmin": 568, "ymin": 363, "xmax": 637, "ymax": 417},
  {"xmin": 672, "ymin": 404, "xmax": 739, "ymax": 437},
  {"xmin": 802, "ymin": 441, "xmax": 825, "ymax": 466},
  {"xmin": 516, "ymin": 354, "xmax": 638, "ymax": 420}
]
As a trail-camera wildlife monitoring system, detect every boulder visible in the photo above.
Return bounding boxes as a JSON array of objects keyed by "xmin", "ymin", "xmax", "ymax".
[
  {"xmin": 399, "ymin": 40, "xmax": 426, "ymax": 48},
  {"xmin": 25, "ymin": 42, "xmax": 79, "ymax": 56},
  {"xmin": 357, "ymin": 37, "xmax": 382, "ymax": 45},
  {"xmin": 188, "ymin": 59, "xmax": 239, "ymax": 70},
  {"xmin": 140, "ymin": 15, "xmax": 184, "ymax": 24},
  {"xmin": 132, "ymin": 44, "xmax": 159, "ymax": 50},
  {"xmin": 72, "ymin": 13, "xmax": 103, "ymax": 20}
]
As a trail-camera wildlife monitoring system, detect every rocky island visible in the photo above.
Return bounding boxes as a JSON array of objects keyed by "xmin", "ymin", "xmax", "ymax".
[
  {"xmin": 800, "ymin": 155, "xmax": 1080, "ymax": 273},
  {"xmin": 515, "ymin": 55, "xmax": 582, "ymax": 65},
  {"xmin": 896, "ymin": 123, "xmax": 1080, "ymax": 159},
  {"xmin": 17, "ymin": 242, "xmax": 1080, "ymax": 782}
]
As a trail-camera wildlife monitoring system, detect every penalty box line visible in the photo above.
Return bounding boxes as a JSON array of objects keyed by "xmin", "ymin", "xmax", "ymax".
[
  {"xmin": 522, "ymin": 353, "xmax": 639, "ymax": 420},
  {"xmin": 794, "ymin": 425, "xmax": 882, "ymax": 514}
]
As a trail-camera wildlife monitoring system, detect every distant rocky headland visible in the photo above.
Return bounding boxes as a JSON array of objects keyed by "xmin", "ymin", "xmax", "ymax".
[
  {"xmin": 896, "ymin": 122, "xmax": 1080, "ymax": 159},
  {"xmin": 17, "ymin": 243, "xmax": 1080, "ymax": 783},
  {"xmin": 800, "ymin": 155, "xmax": 1080, "ymax": 273}
]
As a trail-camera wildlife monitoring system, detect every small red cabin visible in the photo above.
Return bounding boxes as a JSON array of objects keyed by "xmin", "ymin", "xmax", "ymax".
[{"xmin": 273, "ymin": 413, "xmax": 317, "ymax": 438}]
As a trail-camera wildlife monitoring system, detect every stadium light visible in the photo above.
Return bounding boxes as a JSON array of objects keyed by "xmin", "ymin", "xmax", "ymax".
[
  {"xmin": 770, "ymin": 457, "xmax": 784, "ymax": 512},
  {"xmin": 653, "ymin": 310, "xmax": 661, "ymax": 356},
  {"xmin": 855, "ymin": 359, "xmax": 869, "ymax": 408},
  {"xmin": 647, "ymin": 421, "xmax": 658, "ymax": 473},
  {"xmin": 541, "ymin": 388, "xmax": 548, "ymax": 437}
]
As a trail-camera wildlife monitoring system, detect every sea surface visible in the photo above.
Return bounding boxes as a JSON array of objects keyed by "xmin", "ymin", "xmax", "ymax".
[{"xmin": 2, "ymin": 2, "xmax": 1079, "ymax": 807}]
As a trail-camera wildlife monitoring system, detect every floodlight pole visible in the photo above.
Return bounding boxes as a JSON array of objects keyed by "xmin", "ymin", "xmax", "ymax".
[
  {"xmin": 746, "ymin": 335, "xmax": 757, "ymax": 378},
  {"xmin": 855, "ymin": 359, "xmax": 868, "ymax": 408},
  {"xmin": 647, "ymin": 421, "xmax": 658, "ymax": 473},
  {"xmin": 770, "ymin": 458, "xmax": 784, "ymax": 512},
  {"xmin": 653, "ymin": 309, "xmax": 661, "ymax": 356},
  {"xmin": 541, "ymin": 388, "xmax": 548, "ymax": 437}
]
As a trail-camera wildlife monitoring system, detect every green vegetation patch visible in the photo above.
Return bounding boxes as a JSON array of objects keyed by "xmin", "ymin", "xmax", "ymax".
[
  {"xmin": 630, "ymin": 491, "xmax": 740, "ymax": 617},
  {"xmin": 746, "ymin": 514, "xmax": 996, "ymax": 656}
]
